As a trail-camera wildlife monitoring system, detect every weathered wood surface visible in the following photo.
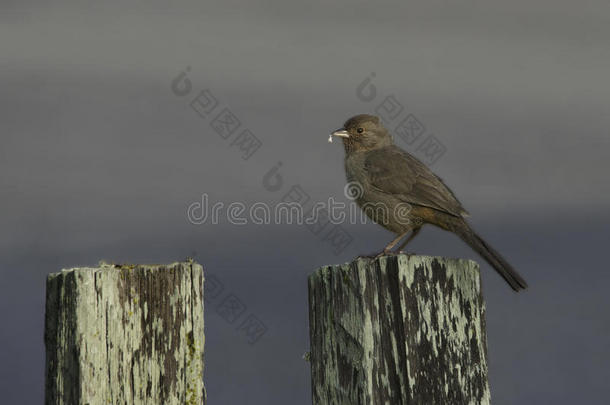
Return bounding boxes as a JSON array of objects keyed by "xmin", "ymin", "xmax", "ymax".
[
  {"xmin": 45, "ymin": 261, "xmax": 205, "ymax": 405},
  {"xmin": 308, "ymin": 255, "xmax": 490, "ymax": 405}
]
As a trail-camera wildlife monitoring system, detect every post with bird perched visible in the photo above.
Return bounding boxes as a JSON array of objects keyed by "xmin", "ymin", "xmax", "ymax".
[
  {"xmin": 44, "ymin": 261, "xmax": 206, "ymax": 405},
  {"xmin": 308, "ymin": 114, "xmax": 528, "ymax": 404}
]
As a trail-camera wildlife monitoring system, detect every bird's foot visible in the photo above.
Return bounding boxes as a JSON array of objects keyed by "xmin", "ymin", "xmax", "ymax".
[
  {"xmin": 353, "ymin": 249, "xmax": 390, "ymax": 260},
  {"xmin": 395, "ymin": 250, "xmax": 417, "ymax": 256},
  {"xmin": 374, "ymin": 248, "xmax": 400, "ymax": 259},
  {"xmin": 353, "ymin": 253, "xmax": 377, "ymax": 260},
  {"xmin": 355, "ymin": 249, "xmax": 413, "ymax": 261},
  {"xmin": 359, "ymin": 249, "xmax": 417, "ymax": 259}
]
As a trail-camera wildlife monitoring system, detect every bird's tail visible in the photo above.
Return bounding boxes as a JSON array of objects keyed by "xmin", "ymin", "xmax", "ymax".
[{"xmin": 449, "ymin": 219, "xmax": 528, "ymax": 291}]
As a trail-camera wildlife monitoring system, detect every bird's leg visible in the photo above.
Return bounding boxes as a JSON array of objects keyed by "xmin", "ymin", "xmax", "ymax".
[
  {"xmin": 384, "ymin": 231, "xmax": 411, "ymax": 251},
  {"xmin": 371, "ymin": 230, "xmax": 411, "ymax": 259},
  {"xmin": 394, "ymin": 227, "xmax": 422, "ymax": 253}
]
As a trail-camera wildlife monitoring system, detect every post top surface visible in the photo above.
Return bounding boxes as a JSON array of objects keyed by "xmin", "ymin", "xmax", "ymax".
[{"xmin": 47, "ymin": 260, "xmax": 203, "ymax": 279}]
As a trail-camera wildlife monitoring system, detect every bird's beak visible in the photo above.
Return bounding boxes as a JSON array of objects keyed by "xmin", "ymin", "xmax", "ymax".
[{"xmin": 331, "ymin": 128, "xmax": 350, "ymax": 138}]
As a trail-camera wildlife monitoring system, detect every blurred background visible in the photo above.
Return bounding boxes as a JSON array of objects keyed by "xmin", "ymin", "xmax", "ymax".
[{"xmin": 1, "ymin": 1, "xmax": 609, "ymax": 403}]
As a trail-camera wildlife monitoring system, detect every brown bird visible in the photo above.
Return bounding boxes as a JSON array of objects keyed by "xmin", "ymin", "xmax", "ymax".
[{"xmin": 330, "ymin": 114, "xmax": 527, "ymax": 291}]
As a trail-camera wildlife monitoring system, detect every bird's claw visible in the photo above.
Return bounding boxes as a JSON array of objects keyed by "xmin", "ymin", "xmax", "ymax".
[
  {"xmin": 353, "ymin": 251, "xmax": 387, "ymax": 260},
  {"xmin": 365, "ymin": 248, "xmax": 400, "ymax": 260},
  {"xmin": 354, "ymin": 249, "xmax": 417, "ymax": 261}
]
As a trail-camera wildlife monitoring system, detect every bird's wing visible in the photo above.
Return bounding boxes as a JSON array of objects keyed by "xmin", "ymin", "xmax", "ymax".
[{"xmin": 364, "ymin": 146, "xmax": 468, "ymax": 217}]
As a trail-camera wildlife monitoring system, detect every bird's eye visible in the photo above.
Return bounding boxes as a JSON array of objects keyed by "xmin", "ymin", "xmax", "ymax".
[{"xmin": 357, "ymin": 127, "xmax": 364, "ymax": 134}]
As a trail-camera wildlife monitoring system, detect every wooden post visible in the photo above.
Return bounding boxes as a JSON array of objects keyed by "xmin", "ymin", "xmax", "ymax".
[
  {"xmin": 308, "ymin": 255, "xmax": 490, "ymax": 405},
  {"xmin": 44, "ymin": 261, "xmax": 206, "ymax": 405}
]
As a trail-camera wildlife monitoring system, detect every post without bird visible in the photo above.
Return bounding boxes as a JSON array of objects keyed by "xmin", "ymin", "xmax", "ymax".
[
  {"xmin": 44, "ymin": 261, "xmax": 206, "ymax": 405},
  {"xmin": 308, "ymin": 255, "xmax": 490, "ymax": 405}
]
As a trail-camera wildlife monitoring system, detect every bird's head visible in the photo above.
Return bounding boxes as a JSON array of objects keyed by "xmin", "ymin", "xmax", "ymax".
[{"xmin": 329, "ymin": 114, "xmax": 392, "ymax": 153}]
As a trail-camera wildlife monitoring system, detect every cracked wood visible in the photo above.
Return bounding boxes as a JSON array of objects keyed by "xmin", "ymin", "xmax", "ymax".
[
  {"xmin": 44, "ymin": 261, "xmax": 205, "ymax": 405},
  {"xmin": 308, "ymin": 255, "xmax": 490, "ymax": 405}
]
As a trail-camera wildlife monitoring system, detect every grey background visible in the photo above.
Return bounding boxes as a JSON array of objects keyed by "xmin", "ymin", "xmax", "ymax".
[{"xmin": 1, "ymin": 1, "xmax": 609, "ymax": 403}]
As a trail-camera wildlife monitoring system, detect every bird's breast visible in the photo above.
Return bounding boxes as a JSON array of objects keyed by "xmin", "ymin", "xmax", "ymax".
[{"xmin": 344, "ymin": 153, "xmax": 412, "ymax": 234}]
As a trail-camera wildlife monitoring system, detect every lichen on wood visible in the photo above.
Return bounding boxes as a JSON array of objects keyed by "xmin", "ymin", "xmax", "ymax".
[
  {"xmin": 308, "ymin": 255, "xmax": 490, "ymax": 405},
  {"xmin": 44, "ymin": 261, "xmax": 206, "ymax": 405}
]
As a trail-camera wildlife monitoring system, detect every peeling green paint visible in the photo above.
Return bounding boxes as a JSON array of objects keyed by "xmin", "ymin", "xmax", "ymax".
[
  {"xmin": 44, "ymin": 262, "xmax": 206, "ymax": 404},
  {"xmin": 308, "ymin": 254, "xmax": 490, "ymax": 405}
]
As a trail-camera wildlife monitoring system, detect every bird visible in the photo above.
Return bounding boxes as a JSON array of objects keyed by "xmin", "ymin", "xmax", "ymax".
[{"xmin": 329, "ymin": 114, "xmax": 527, "ymax": 291}]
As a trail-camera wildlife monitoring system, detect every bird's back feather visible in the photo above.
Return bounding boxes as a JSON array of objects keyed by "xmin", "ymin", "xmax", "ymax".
[{"xmin": 364, "ymin": 145, "xmax": 469, "ymax": 217}]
